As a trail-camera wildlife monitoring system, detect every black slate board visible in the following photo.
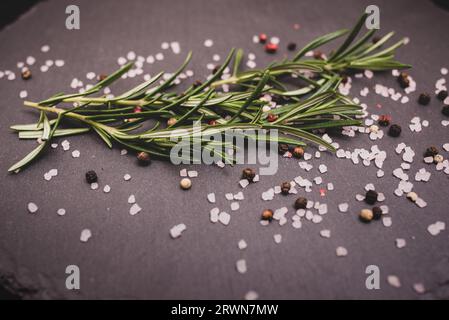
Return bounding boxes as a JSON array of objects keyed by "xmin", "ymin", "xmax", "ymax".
[{"xmin": 1, "ymin": 0, "xmax": 449, "ymax": 299}]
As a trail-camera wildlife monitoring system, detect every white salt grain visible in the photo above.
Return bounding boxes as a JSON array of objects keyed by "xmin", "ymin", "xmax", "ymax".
[
  {"xmin": 207, "ymin": 193, "xmax": 216, "ymax": 203},
  {"xmin": 204, "ymin": 39, "xmax": 214, "ymax": 47},
  {"xmin": 90, "ymin": 182, "xmax": 99, "ymax": 190},
  {"xmin": 218, "ymin": 211, "xmax": 231, "ymax": 225},
  {"xmin": 80, "ymin": 229, "xmax": 92, "ymax": 242},
  {"xmin": 124, "ymin": 174, "xmax": 131, "ymax": 181},
  {"xmin": 71, "ymin": 150, "xmax": 80, "ymax": 158},
  {"xmin": 27, "ymin": 202, "xmax": 38, "ymax": 213},
  {"xmin": 320, "ymin": 229, "xmax": 331, "ymax": 238},
  {"xmin": 238, "ymin": 239, "xmax": 247, "ymax": 250},
  {"xmin": 244, "ymin": 290, "xmax": 258, "ymax": 300},
  {"xmin": 231, "ymin": 202, "xmax": 239, "ymax": 211},
  {"xmin": 236, "ymin": 259, "xmax": 247, "ymax": 274},
  {"xmin": 170, "ymin": 223, "xmax": 186, "ymax": 239},
  {"xmin": 128, "ymin": 194, "xmax": 136, "ymax": 204},
  {"xmin": 395, "ymin": 238, "xmax": 406, "ymax": 248},
  {"xmin": 273, "ymin": 234, "xmax": 282, "ymax": 244},
  {"xmin": 103, "ymin": 185, "xmax": 111, "ymax": 193},
  {"xmin": 19, "ymin": 90, "xmax": 28, "ymax": 99},
  {"xmin": 338, "ymin": 203, "xmax": 349, "ymax": 213},
  {"xmin": 57, "ymin": 208, "xmax": 66, "ymax": 216},
  {"xmin": 129, "ymin": 203, "xmax": 142, "ymax": 215},
  {"xmin": 336, "ymin": 246, "xmax": 348, "ymax": 257},
  {"xmin": 387, "ymin": 275, "xmax": 401, "ymax": 288}
]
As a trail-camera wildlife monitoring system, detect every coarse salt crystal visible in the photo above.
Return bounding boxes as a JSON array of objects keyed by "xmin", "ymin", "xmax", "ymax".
[
  {"xmin": 336, "ymin": 246, "xmax": 348, "ymax": 257},
  {"xmin": 27, "ymin": 202, "xmax": 38, "ymax": 213},
  {"xmin": 80, "ymin": 229, "xmax": 92, "ymax": 242},
  {"xmin": 129, "ymin": 203, "xmax": 141, "ymax": 215}
]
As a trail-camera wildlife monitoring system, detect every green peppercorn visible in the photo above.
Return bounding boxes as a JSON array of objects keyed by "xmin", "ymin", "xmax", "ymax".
[
  {"xmin": 85, "ymin": 170, "xmax": 98, "ymax": 183},
  {"xmin": 388, "ymin": 124, "xmax": 402, "ymax": 137},
  {"xmin": 137, "ymin": 151, "xmax": 151, "ymax": 166},
  {"xmin": 372, "ymin": 206, "xmax": 382, "ymax": 220},
  {"xmin": 294, "ymin": 197, "xmax": 308, "ymax": 210},
  {"xmin": 242, "ymin": 168, "xmax": 256, "ymax": 182},
  {"xmin": 365, "ymin": 190, "xmax": 378, "ymax": 205},
  {"xmin": 281, "ymin": 182, "xmax": 291, "ymax": 195},
  {"xmin": 261, "ymin": 209, "xmax": 273, "ymax": 221},
  {"xmin": 418, "ymin": 93, "xmax": 431, "ymax": 105}
]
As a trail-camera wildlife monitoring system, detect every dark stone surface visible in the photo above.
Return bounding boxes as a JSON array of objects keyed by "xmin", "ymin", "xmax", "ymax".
[{"xmin": 0, "ymin": 0, "xmax": 449, "ymax": 299}]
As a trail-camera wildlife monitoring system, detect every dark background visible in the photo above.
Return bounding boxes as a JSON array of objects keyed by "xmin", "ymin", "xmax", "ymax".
[{"xmin": 1, "ymin": 0, "xmax": 449, "ymax": 299}]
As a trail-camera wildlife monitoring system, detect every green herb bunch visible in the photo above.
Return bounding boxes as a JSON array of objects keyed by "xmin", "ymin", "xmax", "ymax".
[{"xmin": 9, "ymin": 13, "xmax": 410, "ymax": 172}]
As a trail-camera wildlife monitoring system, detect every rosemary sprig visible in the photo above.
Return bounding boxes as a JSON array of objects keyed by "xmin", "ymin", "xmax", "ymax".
[{"xmin": 9, "ymin": 13, "xmax": 410, "ymax": 173}]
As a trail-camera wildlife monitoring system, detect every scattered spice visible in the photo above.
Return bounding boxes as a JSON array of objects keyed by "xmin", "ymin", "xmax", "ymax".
[
  {"xmin": 242, "ymin": 168, "xmax": 256, "ymax": 182},
  {"xmin": 294, "ymin": 197, "xmax": 308, "ymax": 210},
  {"xmin": 167, "ymin": 117, "xmax": 177, "ymax": 126},
  {"xmin": 192, "ymin": 80, "xmax": 202, "ymax": 88},
  {"xmin": 266, "ymin": 113, "xmax": 278, "ymax": 122},
  {"xmin": 369, "ymin": 124, "xmax": 379, "ymax": 133},
  {"xmin": 442, "ymin": 105, "xmax": 449, "ymax": 117},
  {"xmin": 372, "ymin": 206, "xmax": 382, "ymax": 220},
  {"xmin": 287, "ymin": 42, "xmax": 297, "ymax": 51},
  {"xmin": 85, "ymin": 170, "xmax": 98, "ymax": 184},
  {"xmin": 388, "ymin": 124, "xmax": 402, "ymax": 137},
  {"xmin": 281, "ymin": 182, "xmax": 291, "ymax": 195},
  {"xmin": 418, "ymin": 93, "xmax": 431, "ymax": 105},
  {"xmin": 21, "ymin": 69, "xmax": 32, "ymax": 80},
  {"xmin": 137, "ymin": 151, "xmax": 151, "ymax": 166},
  {"xmin": 424, "ymin": 146, "xmax": 438, "ymax": 157},
  {"xmin": 258, "ymin": 33, "xmax": 267, "ymax": 44},
  {"xmin": 378, "ymin": 114, "xmax": 391, "ymax": 127},
  {"xmin": 265, "ymin": 43, "xmax": 278, "ymax": 54},
  {"xmin": 261, "ymin": 209, "xmax": 273, "ymax": 221},
  {"xmin": 434, "ymin": 154, "xmax": 443, "ymax": 163},
  {"xmin": 212, "ymin": 65, "xmax": 221, "ymax": 74},
  {"xmin": 292, "ymin": 146, "xmax": 304, "ymax": 158},
  {"xmin": 180, "ymin": 178, "xmax": 192, "ymax": 190},
  {"xmin": 397, "ymin": 72, "xmax": 410, "ymax": 88},
  {"xmin": 406, "ymin": 191, "xmax": 418, "ymax": 202},
  {"xmin": 437, "ymin": 90, "xmax": 448, "ymax": 101},
  {"xmin": 208, "ymin": 119, "xmax": 217, "ymax": 126},
  {"xmin": 365, "ymin": 190, "xmax": 378, "ymax": 205},
  {"xmin": 359, "ymin": 209, "xmax": 374, "ymax": 222},
  {"xmin": 278, "ymin": 143, "xmax": 289, "ymax": 155}
]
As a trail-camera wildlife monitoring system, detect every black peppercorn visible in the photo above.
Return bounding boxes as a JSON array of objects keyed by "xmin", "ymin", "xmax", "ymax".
[
  {"xmin": 378, "ymin": 114, "xmax": 391, "ymax": 127},
  {"xmin": 137, "ymin": 151, "xmax": 151, "ymax": 166},
  {"xmin": 294, "ymin": 197, "xmax": 308, "ymax": 210},
  {"xmin": 397, "ymin": 72, "xmax": 410, "ymax": 88},
  {"xmin": 372, "ymin": 206, "xmax": 382, "ymax": 220},
  {"xmin": 424, "ymin": 146, "xmax": 438, "ymax": 158},
  {"xmin": 388, "ymin": 124, "xmax": 402, "ymax": 137},
  {"xmin": 292, "ymin": 146, "xmax": 304, "ymax": 159},
  {"xmin": 21, "ymin": 69, "xmax": 32, "ymax": 80},
  {"xmin": 261, "ymin": 209, "xmax": 273, "ymax": 221},
  {"xmin": 365, "ymin": 190, "xmax": 378, "ymax": 205},
  {"xmin": 192, "ymin": 80, "xmax": 202, "ymax": 88},
  {"xmin": 85, "ymin": 170, "xmax": 98, "ymax": 183},
  {"xmin": 437, "ymin": 90, "xmax": 448, "ymax": 101},
  {"xmin": 281, "ymin": 182, "xmax": 291, "ymax": 195},
  {"xmin": 287, "ymin": 42, "xmax": 297, "ymax": 51},
  {"xmin": 278, "ymin": 143, "xmax": 289, "ymax": 155},
  {"xmin": 242, "ymin": 168, "xmax": 256, "ymax": 182},
  {"xmin": 418, "ymin": 93, "xmax": 431, "ymax": 105},
  {"xmin": 442, "ymin": 105, "xmax": 449, "ymax": 117}
]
